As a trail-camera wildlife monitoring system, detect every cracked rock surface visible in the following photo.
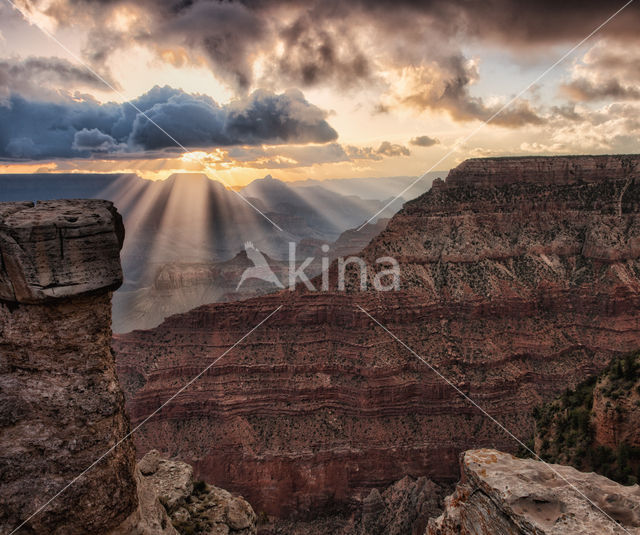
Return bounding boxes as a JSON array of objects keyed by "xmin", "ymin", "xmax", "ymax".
[{"xmin": 428, "ymin": 449, "xmax": 640, "ymax": 535}]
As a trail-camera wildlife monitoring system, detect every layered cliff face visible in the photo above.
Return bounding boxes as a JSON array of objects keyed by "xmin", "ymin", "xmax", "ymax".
[
  {"xmin": 0, "ymin": 200, "xmax": 137, "ymax": 534},
  {"xmin": 427, "ymin": 449, "xmax": 640, "ymax": 535},
  {"xmin": 114, "ymin": 155, "xmax": 640, "ymax": 520}
]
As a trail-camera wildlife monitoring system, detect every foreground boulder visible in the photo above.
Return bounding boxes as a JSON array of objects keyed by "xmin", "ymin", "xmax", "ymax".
[{"xmin": 428, "ymin": 449, "xmax": 640, "ymax": 535}]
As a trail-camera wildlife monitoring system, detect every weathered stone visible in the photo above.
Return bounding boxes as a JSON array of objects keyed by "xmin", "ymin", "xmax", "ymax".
[
  {"xmin": 0, "ymin": 200, "xmax": 135, "ymax": 535},
  {"xmin": 136, "ymin": 452, "xmax": 256, "ymax": 534},
  {"xmin": 225, "ymin": 498, "xmax": 254, "ymax": 530},
  {"xmin": 138, "ymin": 449, "xmax": 161, "ymax": 476},
  {"xmin": 0, "ymin": 199, "xmax": 124, "ymax": 303},
  {"xmin": 144, "ymin": 457, "xmax": 194, "ymax": 513},
  {"xmin": 109, "ymin": 468, "xmax": 178, "ymax": 535},
  {"xmin": 427, "ymin": 449, "xmax": 640, "ymax": 535},
  {"xmin": 446, "ymin": 154, "xmax": 640, "ymax": 187}
]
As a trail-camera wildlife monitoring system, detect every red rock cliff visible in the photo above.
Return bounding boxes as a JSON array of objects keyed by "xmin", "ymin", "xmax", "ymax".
[
  {"xmin": 0, "ymin": 200, "xmax": 137, "ymax": 534},
  {"xmin": 114, "ymin": 154, "xmax": 640, "ymax": 519}
]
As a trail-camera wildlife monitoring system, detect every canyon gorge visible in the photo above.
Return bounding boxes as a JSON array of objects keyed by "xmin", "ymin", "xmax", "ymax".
[{"xmin": 114, "ymin": 154, "xmax": 640, "ymax": 525}]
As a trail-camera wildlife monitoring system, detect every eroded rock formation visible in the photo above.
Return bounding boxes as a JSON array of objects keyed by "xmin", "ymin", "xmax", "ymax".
[
  {"xmin": 427, "ymin": 449, "xmax": 640, "ymax": 535},
  {"xmin": 0, "ymin": 200, "xmax": 136, "ymax": 534},
  {"xmin": 122, "ymin": 450, "xmax": 256, "ymax": 535},
  {"xmin": 114, "ymin": 155, "xmax": 640, "ymax": 519}
]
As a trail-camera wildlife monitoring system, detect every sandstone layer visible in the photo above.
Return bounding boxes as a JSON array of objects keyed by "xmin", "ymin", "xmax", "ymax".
[
  {"xmin": 0, "ymin": 200, "xmax": 136, "ymax": 534},
  {"xmin": 427, "ymin": 449, "xmax": 640, "ymax": 535},
  {"xmin": 115, "ymin": 155, "xmax": 640, "ymax": 518}
]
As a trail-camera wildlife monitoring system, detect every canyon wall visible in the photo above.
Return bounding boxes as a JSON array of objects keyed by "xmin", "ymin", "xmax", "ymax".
[
  {"xmin": 0, "ymin": 200, "xmax": 137, "ymax": 534},
  {"xmin": 114, "ymin": 155, "xmax": 640, "ymax": 519}
]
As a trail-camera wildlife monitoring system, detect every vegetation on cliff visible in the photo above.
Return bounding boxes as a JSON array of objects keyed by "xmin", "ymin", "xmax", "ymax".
[{"xmin": 532, "ymin": 352, "xmax": 640, "ymax": 485}]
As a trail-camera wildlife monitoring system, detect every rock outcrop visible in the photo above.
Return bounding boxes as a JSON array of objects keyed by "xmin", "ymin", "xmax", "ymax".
[
  {"xmin": 114, "ymin": 155, "xmax": 640, "ymax": 519},
  {"xmin": 0, "ymin": 199, "xmax": 258, "ymax": 535},
  {"xmin": 427, "ymin": 449, "xmax": 640, "ymax": 535},
  {"xmin": 0, "ymin": 200, "xmax": 136, "ymax": 534},
  {"xmin": 125, "ymin": 450, "xmax": 256, "ymax": 535}
]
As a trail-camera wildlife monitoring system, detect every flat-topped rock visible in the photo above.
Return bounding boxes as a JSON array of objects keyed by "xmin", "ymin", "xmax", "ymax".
[
  {"xmin": 446, "ymin": 155, "xmax": 640, "ymax": 187},
  {"xmin": 428, "ymin": 449, "xmax": 640, "ymax": 535},
  {"xmin": 0, "ymin": 199, "xmax": 124, "ymax": 303}
]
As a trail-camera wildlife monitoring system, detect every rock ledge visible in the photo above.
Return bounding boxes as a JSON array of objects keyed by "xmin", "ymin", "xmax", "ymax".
[
  {"xmin": 0, "ymin": 199, "xmax": 124, "ymax": 303},
  {"xmin": 428, "ymin": 449, "xmax": 640, "ymax": 535}
]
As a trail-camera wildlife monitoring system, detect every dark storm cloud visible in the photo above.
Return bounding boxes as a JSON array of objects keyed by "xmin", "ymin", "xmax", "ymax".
[
  {"xmin": 274, "ymin": 11, "xmax": 370, "ymax": 88},
  {"xmin": 409, "ymin": 135, "xmax": 439, "ymax": 147},
  {"xmin": 152, "ymin": 1, "xmax": 269, "ymax": 90},
  {"xmin": 0, "ymin": 86, "xmax": 337, "ymax": 159},
  {"xmin": 72, "ymin": 128, "xmax": 123, "ymax": 152}
]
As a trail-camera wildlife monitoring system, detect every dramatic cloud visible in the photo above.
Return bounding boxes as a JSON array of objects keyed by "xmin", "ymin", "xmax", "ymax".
[
  {"xmin": 0, "ymin": 86, "xmax": 337, "ymax": 159},
  {"xmin": 10, "ymin": 0, "xmax": 638, "ymax": 128},
  {"xmin": 410, "ymin": 135, "xmax": 439, "ymax": 147},
  {"xmin": 3, "ymin": 0, "xmax": 640, "ymax": 171},
  {"xmin": 384, "ymin": 59, "xmax": 546, "ymax": 127},
  {"xmin": 562, "ymin": 40, "xmax": 640, "ymax": 102},
  {"xmin": 26, "ymin": 0, "xmax": 640, "ymax": 88},
  {"xmin": 72, "ymin": 128, "xmax": 124, "ymax": 152}
]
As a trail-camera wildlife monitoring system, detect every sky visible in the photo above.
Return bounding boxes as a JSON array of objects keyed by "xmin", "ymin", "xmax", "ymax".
[{"xmin": 0, "ymin": 0, "xmax": 639, "ymax": 186}]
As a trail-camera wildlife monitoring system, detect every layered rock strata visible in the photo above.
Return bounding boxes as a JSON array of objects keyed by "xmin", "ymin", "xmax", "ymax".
[
  {"xmin": 427, "ymin": 449, "xmax": 640, "ymax": 535},
  {"xmin": 115, "ymin": 155, "xmax": 640, "ymax": 518},
  {"xmin": 0, "ymin": 200, "xmax": 136, "ymax": 534}
]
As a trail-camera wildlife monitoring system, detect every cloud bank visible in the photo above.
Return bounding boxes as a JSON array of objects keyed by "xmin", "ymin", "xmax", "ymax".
[
  {"xmin": 15, "ymin": 0, "xmax": 639, "ymax": 125},
  {"xmin": 0, "ymin": 86, "xmax": 337, "ymax": 159}
]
